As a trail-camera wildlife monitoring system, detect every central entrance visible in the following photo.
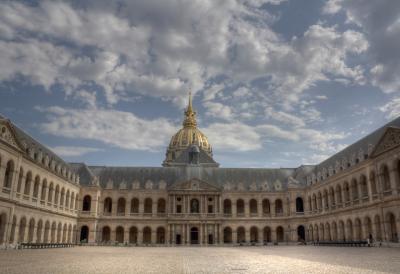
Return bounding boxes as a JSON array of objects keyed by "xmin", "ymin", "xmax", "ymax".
[{"xmin": 191, "ymin": 227, "xmax": 199, "ymax": 244}]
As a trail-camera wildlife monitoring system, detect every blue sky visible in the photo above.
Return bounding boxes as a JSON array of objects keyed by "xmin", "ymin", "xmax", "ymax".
[{"xmin": 0, "ymin": 0, "xmax": 399, "ymax": 168}]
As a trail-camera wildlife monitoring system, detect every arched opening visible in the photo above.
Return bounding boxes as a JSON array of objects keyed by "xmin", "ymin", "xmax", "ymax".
[
  {"xmin": 276, "ymin": 226, "xmax": 284, "ymax": 242},
  {"xmin": 131, "ymin": 198, "xmax": 139, "ymax": 214},
  {"xmin": 250, "ymin": 226, "xmax": 258, "ymax": 243},
  {"xmin": 308, "ymin": 226, "xmax": 313, "ymax": 242},
  {"xmin": 33, "ymin": 176, "xmax": 40, "ymax": 198},
  {"xmin": 103, "ymin": 197, "xmax": 112, "ymax": 214},
  {"xmin": 346, "ymin": 220, "xmax": 353, "ymax": 241},
  {"xmin": 9, "ymin": 215, "xmax": 16, "ymax": 244},
  {"xmin": 51, "ymin": 222, "xmax": 57, "ymax": 243},
  {"xmin": 360, "ymin": 175, "xmax": 368, "ymax": 198},
  {"xmin": 16, "ymin": 167, "xmax": 23, "ymax": 193},
  {"xmin": 249, "ymin": 199, "xmax": 257, "ymax": 215},
  {"xmin": 296, "ymin": 197, "xmax": 304, "ymax": 213},
  {"xmin": 157, "ymin": 227, "xmax": 165, "ymax": 244},
  {"xmin": 317, "ymin": 192, "xmax": 322, "ymax": 209},
  {"xmin": 62, "ymin": 223, "xmax": 67, "ymax": 242},
  {"xmin": 70, "ymin": 192, "xmax": 75, "ymax": 210},
  {"xmin": 323, "ymin": 190, "xmax": 328, "ymax": 209},
  {"xmin": 129, "ymin": 227, "xmax": 138, "ymax": 244},
  {"xmin": 3, "ymin": 160, "xmax": 14, "ymax": 188},
  {"xmin": 237, "ymin": 199, "xmax": 245, "ymax": 215},
  {"xmin": 335, "ymin": 185, "xmax": 342, "ymax": 205},
  {"xmin": 54, "ymin": 185, "xmax": 60, "ymax": 205},
  {"xmin": 82, "ymin": 195, "xmax": 91, "ymax": 211},
  {"xmin": 36, "ymin": 220, "xmax": 43, "ymax": 243},
  {"xmin": 387, "ymin": 212, "xmax": 398, "ymax": 242},
  {"xmin": 157, "ymin": 198, "xmax": 166, "ymax": 214},
  {"xmin": 374, "ymin": 215, "xmax": 382, "ymax": 241},
  {"xmin": 351, "ymin": 179, "xmax": 359, "ymax": 201},
  {"xmin": 65, "ymin": 190, "xmax": 70, "ymax": 208},
  {"xmin": 190, "ymin": 199, "xmax": 200, "ymax": 213},
  {"xmin": 190, "ymin": 227, "xmax": 199, "ymax": 244},
  {"xmin": 332, "ymin": 222, "xmax": 338, "ymax": 241},
  {"xmin": 44, "ymin": 221, "xmax": 50, "ymax": 243},
  {"xmin": 40, "ymin": 179, "xmax": 47, "ymax": 201},
  {"xmin": 57, "ymin": 223, "xmax": 62, "ymax": 243},
  {"xmin": 102, "ymin": 226, "xmax": 111, "ymax": 243},
  {"xmin": 364, "ymin": 217, "xmax": 373, "ymax": 241},
  {"xmin": 329, "ymin": 187, "xmax": 335, "ymax": 207},
  {"xmin": 343, "ymin": 182, "xmax": 350, "ymax": 203},
  {"xmin": 354, "ymin": 218, "xmax": 362, "ymax": 241},
  {"xmin": 24, "ymin": 172, "xmax": 32, "ymax": 195},
  {"xmin": 116, "ymin": 226, "xmax": 124, "ymax": 243},
  {"xmin": 275, "ymin": 199, "xmax": 283, "ymax": 215},
  {"xmin": 143, "ymin": 227, "xmax": 151, "ymax": 244},
  {"xmin": 312, "ymin": 194, "xmax": 317, "ymax": 211},
  {"xmin": 60, "ymin": 188, "xmax": 65, "ymax": 207},
  {"xmin": 117, "ymin": 198, "xmax": 126, "ymax": 215},
  {"xmin": 144, "ymin": 198, "xmax": 153, "ymax": 214},
  {"xmin": 369, "ymin": 171, "xmax": 377, "ymax": 195},
  {"xmin": 48, "ymin": 183, "xmax": 54, "ymax": 203},
  {"xmin": 223, "ymin": 227, "xmax": 232, "ymax": 243},
  {"xmin": 381, "ymin": 165, "xmax": 391, "ymax": 191},
  {"xmin": 0, "ymin": 213, "xmax": 7, "ymax": 244},
  {"xmin": 80, "ymin": 225, "xmax": 89, "ymax": 243},
  {"xmin": 263, "ymin": 227, "xmax": 271, "ymax": 243},
  {"xmin": 325, "ymin": 222, "xmax": 331, "ymax": 241},
  {"xmin": 237, "ymin": 227, "xmax": 245, "ymax": 243},
  {"xmin": 297, "ymin": 225, "xmax": 305, "ymax": 242},
  {"xmin": 262, "ymin": 199, "xmax": 270, "ymax": 215},
  {"xmin": 28, "ymin": 218, "xmax": 35, "ymax": 243},
  {"xmin": 223, "ymin": 199, "xmax": 232, "ymax": 215}
]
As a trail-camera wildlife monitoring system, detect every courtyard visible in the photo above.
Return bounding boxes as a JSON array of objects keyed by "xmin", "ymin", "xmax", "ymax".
[{"xmin": 0, "ymin": 246, "xmax": 399, "ymax": 274}]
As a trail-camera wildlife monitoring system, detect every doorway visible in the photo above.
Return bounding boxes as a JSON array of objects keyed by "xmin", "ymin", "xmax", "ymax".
[
  {"xmin": 191, "ymin": 227, "xmax": 199, "ymax": 244},
  {"xmin": 208, "ymin": 234, "xmax": 213, "ymax": 244},
  {"xmin": 176, "ymin": 234, "xmax": 181, "ymax": 245},
  {"xmin": 297, "ymin": 225, "xmax": 305, "ymax": 242}
]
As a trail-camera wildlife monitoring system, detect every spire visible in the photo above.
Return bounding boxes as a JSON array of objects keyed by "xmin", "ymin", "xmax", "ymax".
[{"xmin": 183, "ymin": 91, "xmax": 197, "ymax": 128}]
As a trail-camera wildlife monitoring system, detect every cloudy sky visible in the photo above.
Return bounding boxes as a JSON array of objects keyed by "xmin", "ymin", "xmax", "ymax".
[{"xmin": 0, "ymin": 0, "xmax": 399, "ymax": 168}]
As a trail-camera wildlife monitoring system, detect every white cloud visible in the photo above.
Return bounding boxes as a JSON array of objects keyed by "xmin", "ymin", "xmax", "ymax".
[
  {"xmin": 203, "ymin": 101, "xmax": 233, "ymax": 121},
  {"xmin": 379, "ymin": 97, "xmax": 400, "ymax": 119},
  {"xmin": 51, "ymin": 146, "xmax": 103, "ymax": 157},
  {"xmin": 265, "ymin": 107, "xmax": 305, "ymax": 127}
]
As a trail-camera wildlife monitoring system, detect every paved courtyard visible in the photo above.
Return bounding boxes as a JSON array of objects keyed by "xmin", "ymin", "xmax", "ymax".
[{"xmin": 0, "ymin": 246, "xmax": 399, "ymax": 274}]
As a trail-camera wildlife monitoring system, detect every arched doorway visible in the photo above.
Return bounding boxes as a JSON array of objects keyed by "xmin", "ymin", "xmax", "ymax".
[
  {"xmin": 263, "ymin": 227, "xmax": 271, "ymax": 243},
  {"xmin": 80, "ymin": 225, "xmax": 89, "ymax": 243},
  {"xmin": 223, "ymin": 227, "xmax": 232, "ymax": 243},
  {"xmin": 296, "ymin": 197, "xmax": 304, "ymax": 213},
  {"xmin": 237, "ymin": 227, "xmax": 245, "ymax": 243},
  {"xmin": 157, "ymin": 227, "xmax": 165, "ymax": 244},
  {"xmin": 297, "ymin": 225, "xmax": 305, "ymax": 241},
  {"xmin": 0, "ymin": 213, "xmax": 7, "ymax": 244},
  {"xmin": 82, "ymin": 195, "xmax": 91, "ymax": 211},
  {"xmin": 387, "ymin": 213, "xmax": 398, "ymax": 242},
  {"xmin": 143, "ymin": 227, "xmax": 151, "ymax": 244},
  {"xmin": 129, "ymin": 227, "xmax": 138, "ymax": 244},
  {"xmin": 250, "ymin": 227, "xmax": 258, "ymax": 243},
  {"xmin": 102, "ymin": 226, "xmax": 111, "ymax": 243},
  {"xmin": 276, "ymin": 226, "xmax": 284, "ymax": 242},
  {"xmin": 116, "ymin": 226, "xmax": 124, "ymax": 243},
  {"xmin": 190, "ymin": 227, "xmax": 199, "ymax": 244}
]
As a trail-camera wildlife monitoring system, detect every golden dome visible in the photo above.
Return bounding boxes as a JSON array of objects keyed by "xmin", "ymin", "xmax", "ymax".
[{"xmin": 163, "ymin": 92, "xmax": 213, "ymax": 165}]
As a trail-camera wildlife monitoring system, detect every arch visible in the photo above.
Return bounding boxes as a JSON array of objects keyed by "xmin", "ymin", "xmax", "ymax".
[
  {"xmin": 369, "ymin": 171, "xmax": 377, "ymax": 195},
  {"xmin": 297, "ymin": 225, "xmax": 305, "ymax": 242},
  {"xmin": 319, "ymin": 223, "xmax": 324, "ymax": 240},
  {"xmin": 80, "ymin": 225, "xmax": 89, "ymax": 243},
  {"xmin": 237, "ymin": 226, "xmax": 245, "ymax": 243},
  {"xmin": 346, "ymin": 219, "xmax": 353, "ymax": 241},
  {"xmin": 223, "ymin": 199, "xmax": 232, "ymax": 215},
  {"xmin": 325, "ymin": 222, "xmax": 331, "ymax": 241},
  {"xmin": 70, "ymin": 192, "xmax": 75, "ymax": 210},
  {"xmin": 312, "ymin": 194, "xmax": 317, "ymax": 211},
  {"xmin": 354, "ymin": 218, "xmax": 362, "ymax": 241},
  {"xmin": 351, "ymin": 178, "xmax": 359, "ymax": 201},
  {"xmin": 322, "ymin": 189, "xmax": 328, "ymax": 209},
  {"xmin": 329, "ymin": 187, "xmax": 335, "ymax": 207},
  {"xmin": 3, "ymin": 160, "xmax": 14, "ymax": 188},
  {"xmin": 331, "ymin": 222, "xmax": 338, "ymax": 241},
  {"xmin": 60, "ymin": 187, "xmax": 65, "ymax": 207},
  {"xmin": 308, "ymin": 225, "xmax": 313, "ymax": 242},
  {"xmin": 24, "ymin": 171, "xmax": 32, "ymax": 195},
  {"xmin": 249, "ymin": 199, "xmax": 258, "ymax": 215},
  {"xmin": 103, "ymin": 197, "xmax": 112, "ymax": 214},
  {"xmin": 236, "ymin": 199, "xmax": 245, "ymax": 215},
  {"xmin": 17, "ymin": 167, "xmax": 23, "ymax": 193},
  {"xmin": 381, "ymin": 164, "xmax": 391, "ymax": 191},
  {"xmin": 223, "ymin": 227, "xmax": 232, "ymax": 243},
  {"xmin": 374, "ymin": 215, "xmax": 382, "ymax": 241},
  {"xmin": 190, "ymin": 198, "xmax": 199, "ymax": 213},
  {"xmin": 116, "ymin": 226, "xmax": 124, "ymax": 243},
  {"xmin": 62, "ymin": 223, "xmax": 67, "ymax": 242},
  {"xmin": 65, "ymin": 190, "xmax": 70, "ymax": 208},
  {"xmin": 263, "ymin": 226, "xmax": 271, "ymax": 243},
  {"xmin": 51, "ymin": 221, "xmax": 57, "ymax": 243},
  {"xmin": 157, "ymin": 198, "xmax": 166, "ymax": 214},
  {"xmin": 386, "ymin": 212, "xmax": 398, "ymax": 242},
  {"xmin": 36, "ymin": 220, "xmax": 43, "ymax": 243},
  {"xmin": 275, "ymin": 199, "xmax": 283, "ymax": 215},
  {"xmin": 317, "ymin": 192, "xmax": 322, "ymax": 210},
  {"xmin": 117, "ymin": 198, "xmax": 126, "ymax": 215},
  {"xmin": 360, "ymin": 175, "xmax": 368, "ymax": 198},
  {"xmin": 9, "ymin": 215, "xmax": 16, "ymax": 244},
  {"xmin": 0, "ymin": 212, "xmax": 7, "ymax": 244},
  {"xmin": 72, "ymin": 225, "xmax": 77, "ymax": 244},
  {"xmin": 314, "ymin": 224, "xmax": 319, "ymax": 241},
  {"xmin": 250, "ymin": 226, "xmax": 258, "ymax": 243},
  {"xmin": 343, "ymin": 182, "xmax": 350, "ymax": 203},
  {"xmin": 156, "ymin": 227, "xmax": 165, "ymax": 244},
  {"xmin": 82, "ymin": 195, "xmax": 91, "ymax": 211},
  {"xmin": 335, "ymin": 185, "xmax": 342, "ymax": 204},
  {"xmin": 67, "ymin": 224, "xmax": 72, "ymax": 243},
  {"xmin": 28, "ymin": 218, "xmax": 35, "ymax": 243},
  {"xmin": 262, "ymin": 199, "xmax": 270, "ymax": 215},
  {"xmin": 48, "ymin": 182, "xmax": 54, "ymax": 203},
  {"xmin": 296, "ymin": 197, "xmax": 304, "ymax": 213},
  {"xmin": 102, "ymin": 226, "xmax": 111, "ymax": 243},
  {"xmin": 54, "ymin": 185, "xmax": 60, "ymax": 205},
  {"xmin": 40, "ymin": 179, "xmax": 47, "ymax": 201},
  {"xmin": 44, "ymin": 221, "xmax": 50, "ymax": 243},
  {"xmin": 18, "ymin": 217, "xmax": 27, "ymax": 242},
  {"xmin": 143, "ymin": 226, "xmax": 151, "ymax": 244},
  {"xmin": 144, "ymin": 198, "xmax": 153, "ymax": 214},
  {"xmin": 129, "ymin": 226, "xmax": 138, "ymax": 244},
  {"xmin": 33, "ymin": 175, "xmax": 40, "ymax": 198},
  {"xmin": 276, "ymin": 226, "xmax": 284, "ymax": 242},
  {"xmin": 130, "ymin": 198, "xmax": 139, "ymax": 214},
  {"xmin": 364, "ymin": 216, "xmax": 373, "ymax": 241},
  {"xmin": 57, "ymin": 222, "xmax": 62, "ymax": 243}
]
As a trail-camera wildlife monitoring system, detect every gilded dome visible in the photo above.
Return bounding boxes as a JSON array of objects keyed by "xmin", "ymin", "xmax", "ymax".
[{"xmin": 163, "ymin": 92, "xmax": 213, "ymax": 165}]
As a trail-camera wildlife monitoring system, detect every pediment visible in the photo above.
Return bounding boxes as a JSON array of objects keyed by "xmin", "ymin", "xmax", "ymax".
[
  {"xmin": 169, "ymin": 178, "xmax": 220, "ymax": 192},
  {"xmin": 370, "ymin": 127, "xmax": 400, "ymax": 158},
  {"xmin": 0, "ymin": 120, "xmax": 23, "ymax": 151}
]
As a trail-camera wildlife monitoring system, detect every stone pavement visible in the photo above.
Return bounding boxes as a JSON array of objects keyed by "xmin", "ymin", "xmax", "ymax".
[{"xmin": 0, "ymin": 246, "xmax": 399, "ymax": 274}]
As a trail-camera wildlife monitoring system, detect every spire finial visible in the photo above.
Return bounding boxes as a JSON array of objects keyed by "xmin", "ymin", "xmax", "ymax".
[{"xmin": 183, "ymin": 90, "xmax": 197, "ymax": 128}]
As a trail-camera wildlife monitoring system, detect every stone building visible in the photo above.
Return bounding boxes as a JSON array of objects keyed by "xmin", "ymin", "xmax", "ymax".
[{"xmin": 0, "ymin": 94, "xmax": 399, "ymax": 247}]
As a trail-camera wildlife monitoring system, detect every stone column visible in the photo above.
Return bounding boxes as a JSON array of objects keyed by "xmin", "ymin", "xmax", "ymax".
[
  {"xmin": 245, "ymin": 228, "xmax": 250, "ymax": 243},
  {"xmin": 232, "ymin": 229, "xmax": 237, "ymax": 244},
  {"xmin": 151, "ymin": 230, "xmax": 156, "ymax": 244},
  {"xmin": 258, "ymin": 228, "xmax": 263, "ymax": 244},
  {"xmin": 245, "ymin": 200, "xmax": 250, "ymax": 217},
  {"xmin": 232, "ymin": 200, "xmax": 237, "ymax": 217},
  {"xmin": 152, "ymin": 201, "xmax": 157, "ymax": 217},
  {"xmin": 139, "ymin": 199, "xmax": 144, "ymax": 216},
  {"xmin": 0, "ymin": 166, "xmax": 5, "ymax": 189},
  {"xmin": 271, "ymin": 202, "xmax": 276, "ymax": 217},
  {"xmin": 138, "ymin": 229, "xmax": 143, "ymax": 244},
  {"xmin": 258, "ymin": 200, "xmax": 262, "ymax": 217}
]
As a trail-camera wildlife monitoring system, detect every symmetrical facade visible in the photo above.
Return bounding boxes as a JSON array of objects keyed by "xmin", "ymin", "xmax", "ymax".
[{"xmin": 0, "ymin": 96, "xmax": 399, "ymax": 247}]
